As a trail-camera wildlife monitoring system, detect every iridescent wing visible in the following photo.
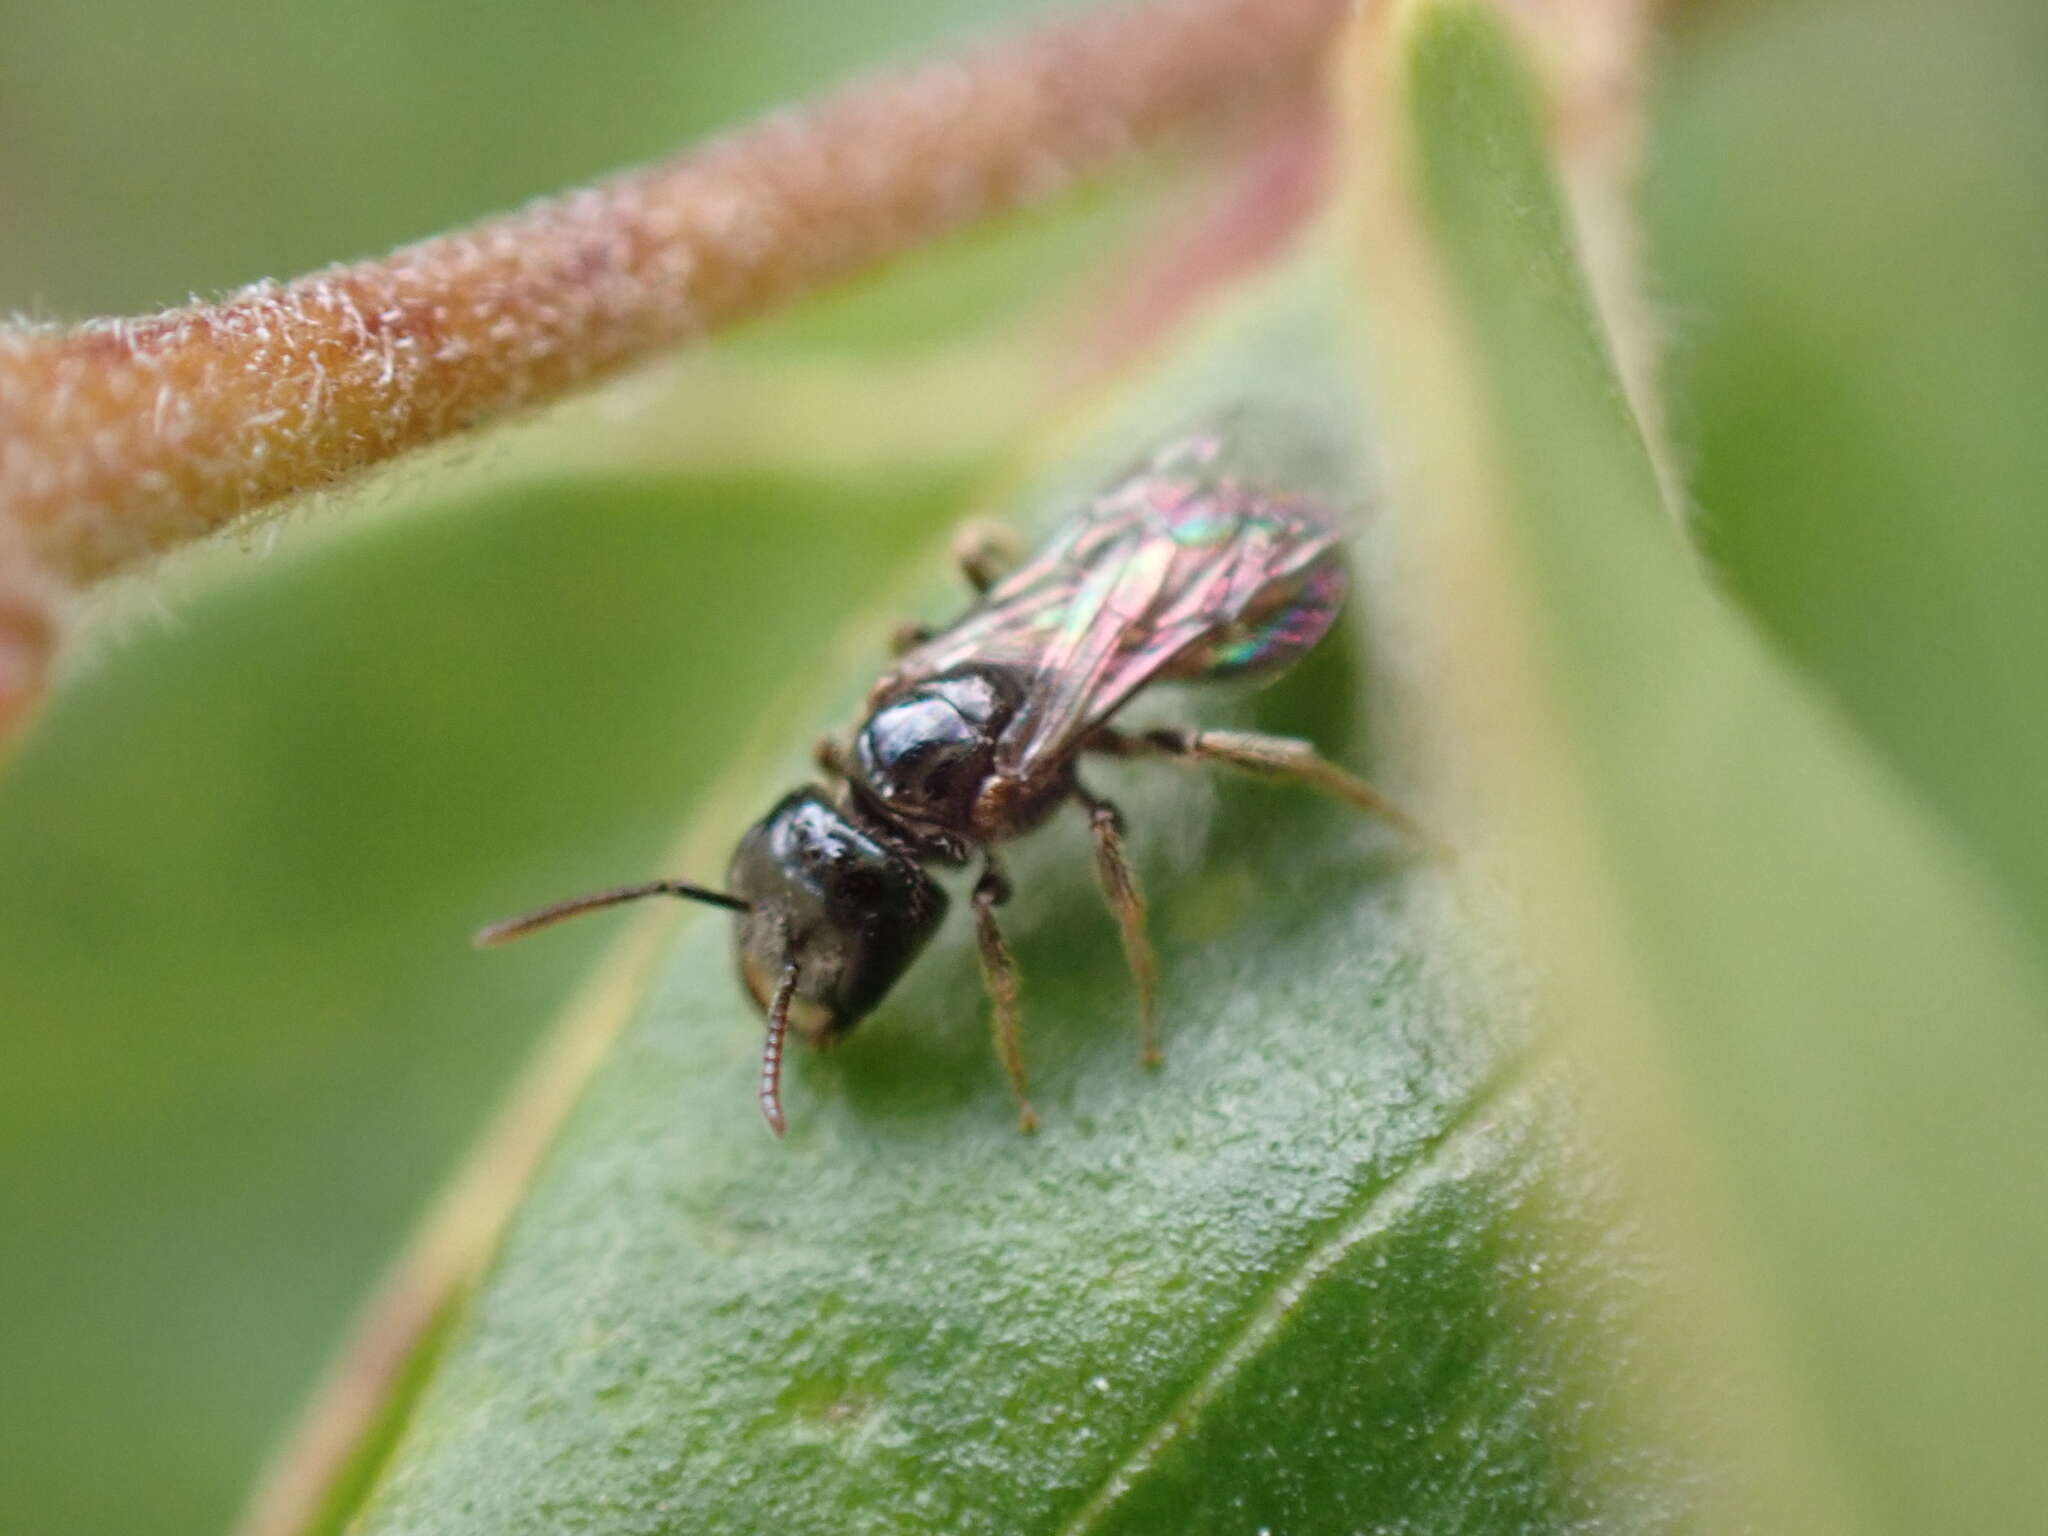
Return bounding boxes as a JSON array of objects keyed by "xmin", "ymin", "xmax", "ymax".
[
  {"xmin": 887, "ymin": 429, "xmax": 1349, "ymax": 781},
  {"xmin": 995, "ymin": 477, "xmax": 1345, "ymax": 778},
  {"xmin": 881, "ymin": 504, "xmax": 1127, "ymax": 682}
]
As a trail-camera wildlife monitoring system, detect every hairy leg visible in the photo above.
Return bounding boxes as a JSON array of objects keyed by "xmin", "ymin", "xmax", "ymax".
[
  {"xmin": 1076, "ymin": 782, "xmax": 1161, "ymax": 1068},
  {"xmin": 972, "ymin": 861, "xmax": 1038, "ymax": 1132},
  {"xmin": 1090, "ymin": 726, "xmax": 1442, "ymax": 855}
]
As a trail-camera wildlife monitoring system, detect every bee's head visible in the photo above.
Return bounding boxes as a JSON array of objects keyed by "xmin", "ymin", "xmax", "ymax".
[
  {"xmin": 726, "ymin": 789, "xmax": 947, "ymax": 1126},
  {"xmin": 476, "ymin": 787, "xmax": 943, "ymax": 1136}
]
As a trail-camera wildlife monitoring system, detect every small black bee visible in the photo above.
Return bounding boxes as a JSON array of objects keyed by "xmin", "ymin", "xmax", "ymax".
[{"xmin": 479, "ymin": 424, "xmax": 1425, "ymax": 1135}]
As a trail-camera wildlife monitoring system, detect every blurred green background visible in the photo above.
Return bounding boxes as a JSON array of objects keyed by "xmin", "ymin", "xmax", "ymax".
[{"xmin": 3, "ymin": 0, "xmax": 2045, "ymax": 1533}]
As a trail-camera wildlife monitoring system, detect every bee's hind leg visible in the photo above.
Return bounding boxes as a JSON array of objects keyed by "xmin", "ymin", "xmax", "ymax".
[
  {"xmin": 1075, "ymin": 782, "xmax": 1161, "ymax": 1069},
  {"xmin": 951, "ymin": 516, "xmax": 1023, "ymax": 595},
  {"xmin": 1090, "ymin": 727, "xmax": 1445, "ymax": 858},
  {"xmin": 972, "ymin": 860, "xmax": 1039, "ymax": 1133}
]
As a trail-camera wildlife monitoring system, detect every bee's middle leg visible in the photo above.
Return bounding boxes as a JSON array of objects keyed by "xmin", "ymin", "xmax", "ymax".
[
  {"xmin": 972, "ymin": 860, "xmax": 1038, "ymax": 1133},
  {"xmin": 885, "ymin": 520, "xmax": 1021, "ymax": 660},
  {"xmin": 951, "ymin": 515, "xmax": 1023, "ymax": 595},
  {"xmin": 1075, "ymin": 782, "xmax": 1161, "ymax": 1069},
  {"xmin": 887, "ymin": 621, "xmax": 937, "ymax": 657}
]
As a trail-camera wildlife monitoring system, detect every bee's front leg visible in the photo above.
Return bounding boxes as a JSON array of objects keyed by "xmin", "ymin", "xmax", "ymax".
[
  {"xmin": 814, "ymin": 734, "xmax": 852, "ymax": 780},
  {"xmin": 887, "ymin": 620, "xmax": 937, "ymax": 657}
]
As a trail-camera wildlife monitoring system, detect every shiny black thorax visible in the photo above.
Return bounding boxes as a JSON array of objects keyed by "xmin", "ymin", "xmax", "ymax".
[
  {"xmin": 849, "ymin": 662, "xmax": 1071, "ymax": 860},
  {"xmin": 726, "ymin": 663, "xmax": 1075, "ymax": 1048}
]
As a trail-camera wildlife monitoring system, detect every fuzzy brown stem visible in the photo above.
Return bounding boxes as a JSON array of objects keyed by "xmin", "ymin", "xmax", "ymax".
[{"xmin": 0, "ymin": 0, "xmax": 1344, "ymax": 598}]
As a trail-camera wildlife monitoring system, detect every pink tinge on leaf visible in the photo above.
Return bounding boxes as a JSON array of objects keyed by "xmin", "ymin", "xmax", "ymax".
[{"xmin": 1071, "ymin": 104, "xmax": 1333, "ymax": 383}]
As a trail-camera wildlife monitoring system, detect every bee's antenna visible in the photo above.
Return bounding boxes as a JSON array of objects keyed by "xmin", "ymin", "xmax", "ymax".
[
  {"xmin": 473, "ymin": 880, "xmax": 749, "ymax": 947},
  {"xmin": 758, "ymin": 960, "xmax": 799, "ymax": 1138}
]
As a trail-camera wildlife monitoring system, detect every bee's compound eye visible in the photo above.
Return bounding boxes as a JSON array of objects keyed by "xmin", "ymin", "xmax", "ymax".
[{"xmin": 726, "ymin": 790, "xmax": 947, "ymax": 1042}]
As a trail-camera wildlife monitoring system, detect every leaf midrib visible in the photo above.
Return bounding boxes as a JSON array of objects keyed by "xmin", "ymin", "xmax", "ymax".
[{"xmin": 1052, "ymin": 1040, "xmax": 1556, "ymax": 1534}]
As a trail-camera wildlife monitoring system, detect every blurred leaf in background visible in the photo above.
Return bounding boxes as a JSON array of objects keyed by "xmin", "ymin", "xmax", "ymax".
[
  {"xmin": 1376, "ymin": 1, "xmax": 2048, "ymax": 1528},
  {"xmin": 1651, "ymin": 0, "xmax": 2048, "ymax": 960},
  {"xmin": 0, "ymin": 0, "xmax": 1069, "ymax": 319}
]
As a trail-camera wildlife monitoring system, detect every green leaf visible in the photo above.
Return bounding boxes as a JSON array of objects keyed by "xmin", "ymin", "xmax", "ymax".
[
  {"xmin": 1649, "ymin": 0, "xmax": 2048, "ymax": 954},
  {"xmin": 1376, "ymin": 0, "xmax": 2048, "ymax": 1529}
]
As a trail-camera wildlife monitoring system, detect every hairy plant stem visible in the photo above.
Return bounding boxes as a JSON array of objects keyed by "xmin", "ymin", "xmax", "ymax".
[{"xmin": 0, "ymin": 0, "xmax": 1345, "ymax": 748}]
